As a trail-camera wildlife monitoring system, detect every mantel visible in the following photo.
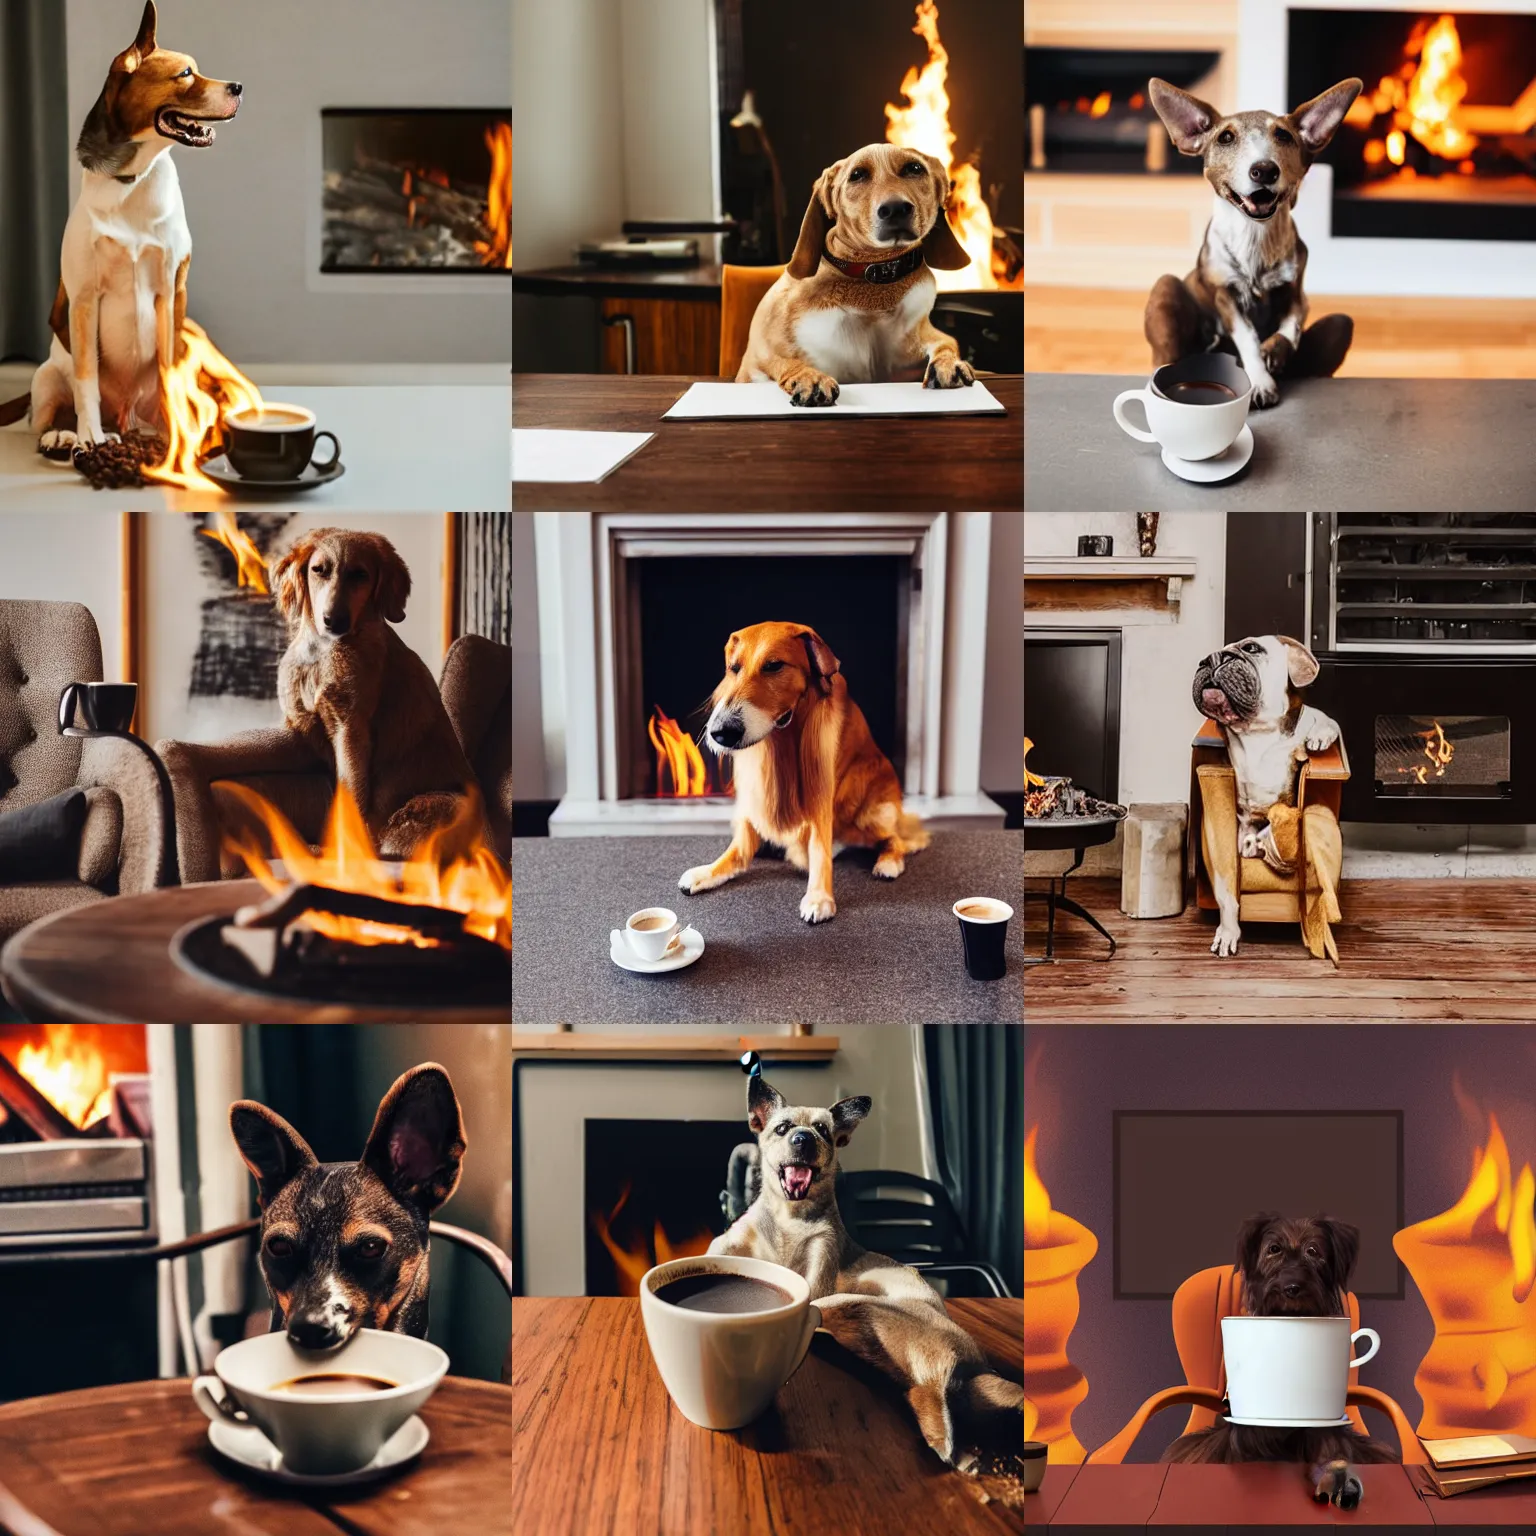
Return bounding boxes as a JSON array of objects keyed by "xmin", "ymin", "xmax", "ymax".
[
  {"xmin": 1025, "ymin": 556, "xmax": 1198, "ymax": 623},
  {"xmin": 510, "ymin": 1032, "xmax": 841, "ymax": 1061}
]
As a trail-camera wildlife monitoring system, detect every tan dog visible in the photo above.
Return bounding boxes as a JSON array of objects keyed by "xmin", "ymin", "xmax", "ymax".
[
  {"xmin": 679, "ymin": 621, "xmax": 928, "ymax": 923},
  {"xmin": 737, "ymin": 143, "xmax": 974, "ymax": 406},
  {"xmin": 273, "ymin": 529, "xmax": 477, "ymax": 855}
]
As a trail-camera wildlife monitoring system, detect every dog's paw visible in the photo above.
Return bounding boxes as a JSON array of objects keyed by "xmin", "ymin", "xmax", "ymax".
[
  {"xmin": 679, "ymin": 863, "xmax": 728, "ymax": 895},
  {"xmin": 799, "ymin": 891, "xmax": 836, "ymax": 924},
  {"xmin": 1250, "ymin": 374, "xmax": 1280, "ymax": 409},
  {"xmin": 1305, "ymin": 724, "xmax": 1340, "ymax": 752},
  {"xmin": 1239, "ymin": 828, "xmax": 1263, "ymax": 860},
  {"xmin": 1313, "ymin": 1461, "xmax": 1361, "ymax": 1509},
  {"xmin": 1211, "ymin": 921, "xmax": 1241, "ymax": 957},
  {"xmin": 1260, "ymin": 334, "xmax": 1294, "ymax": 377},
  {"xmin": 872, "ymin": 851, "xmax": 905, "ymax": 879},
  {"xmin": 37, "ymin": 429, "xmax": 79, "ymax": 460},
  {"xmin": 924, "ymin": 354, "xmax": 975, "ymax": 389},
  {"xmin": 782, "ymin": 368, "xmax": 840, "ymax": 407}
]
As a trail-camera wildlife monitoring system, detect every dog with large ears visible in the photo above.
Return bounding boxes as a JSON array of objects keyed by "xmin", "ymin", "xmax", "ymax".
[
  {"xmin": 736, "ymin": 142, "xmax": 975, "ymax": 406},
  {"xmin": 230, "ymin": 1064, "xmax": 467, "ymax": 1348}
]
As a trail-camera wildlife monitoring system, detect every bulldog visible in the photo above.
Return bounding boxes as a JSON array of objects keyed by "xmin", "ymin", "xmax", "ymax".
[{"xmin": 1191, "ymin": 634, "xmax": 1341, "ymax": 957}]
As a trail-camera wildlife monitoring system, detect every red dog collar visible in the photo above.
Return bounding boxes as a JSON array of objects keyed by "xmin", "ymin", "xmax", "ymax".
[{"xmin": 821, "ymin": 246, "xmax": 926, "ymax": 284}]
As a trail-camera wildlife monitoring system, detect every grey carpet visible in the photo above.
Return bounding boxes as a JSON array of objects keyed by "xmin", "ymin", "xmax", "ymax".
[{"xmin": 511, "ymin": 830, "xmax": 1022, "ymax": 1025}]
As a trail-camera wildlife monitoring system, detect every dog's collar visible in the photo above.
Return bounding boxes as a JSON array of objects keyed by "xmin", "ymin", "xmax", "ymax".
[{"xmin": 821, "ymin": 246, "xmax": 925, "ymax": 284}]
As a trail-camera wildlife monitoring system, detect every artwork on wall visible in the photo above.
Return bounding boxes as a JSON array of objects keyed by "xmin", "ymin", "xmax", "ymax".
[{"xmin": 457, "ymin": 511, "xmax": 512, "ymax": 646}]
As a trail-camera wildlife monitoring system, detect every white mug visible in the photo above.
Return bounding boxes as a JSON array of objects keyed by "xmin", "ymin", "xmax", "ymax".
[
  {"xmin": 625, "ymin": 906, "xmax": 681, "ymax": 961},
  {"xmin": 1113, "ymin": 356, "xmax": 1252, "ymax": 461},
  {"xmin": 640, "ymin": 1255, "xmax": 821, "ymax": 1430},
  {"xmin": 1221, "ymin": 1315, "xmax": 1380, "ymax": 1424},
  {"xmin": 192, "ymin": 1327, "xmax": 448, "ymax": 1475}
]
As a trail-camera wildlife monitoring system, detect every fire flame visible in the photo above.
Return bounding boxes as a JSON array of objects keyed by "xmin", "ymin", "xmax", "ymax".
[
  {"xmin": 198, "ymin": 510, "xmax": 270, "ymax": 594},
  {"xmin": 221, "ymin": 781, "xmax": 510, "ymax": 951},
  {"xmin": 883, "ymin": 0, "xmax": 1011, "ymax": 290},
  {"xmin": 3, "ymin": 1025, "xmax": 147, "ymax": 1131},
  {"xmin": 476, "ymin": 122, "xmax": 512, "ymax": 269},
  {"xmin": 588, "ymin": 1181, "xmax": 713, "ymax": 1296},
  {"xmin": 649, "ymin": 706, "xmax": 731, "ymax": 797},
  {"xmin": 1024, "ymin": 736, "xmax": 1046, "ymax": 790},
  {"xmin": 1024, "ymin": 1125, "xmax": 1097, "ymax": 1463},
  {"xmin": 1395, "ymin": 1112, "xmax": 1536, "ymax": 1435},
  {"xmin": 1355, "ymin": 15, "xmax": 1480, "ymax": 171},
  {"xmin": 143, "ymin": 319, "xmax": 266, "ymax": 494}
]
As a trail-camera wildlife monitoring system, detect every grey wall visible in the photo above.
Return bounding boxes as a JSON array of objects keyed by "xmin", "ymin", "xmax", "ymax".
[
  {"xmin": 65, "ymin": 0, "xmax": 511, "ymax": 365},
  {"xmin": 982, "ymin": 511, "xmax": 1022, "ymax": 796},
  {"xmin": 1026, "ymin": 1025, "xmax": 1536, "ymax": 1460}
]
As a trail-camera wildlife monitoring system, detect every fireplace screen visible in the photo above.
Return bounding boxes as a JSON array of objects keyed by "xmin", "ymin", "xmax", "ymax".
[
  {"xmin": 321, "ymin": 108, "xmax": 511, "ymax": 271},
  {"xmin": 1375, "ymin": 713, "xmax": 1510, "ymax": 798}
]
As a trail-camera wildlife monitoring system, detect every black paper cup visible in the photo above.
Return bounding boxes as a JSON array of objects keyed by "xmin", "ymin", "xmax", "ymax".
[{"xmin": 953, "ymin": 897, "xmax": 1013, "ymax": 981}]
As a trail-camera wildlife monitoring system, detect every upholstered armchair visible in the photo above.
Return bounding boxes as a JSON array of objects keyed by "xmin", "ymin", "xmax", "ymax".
[
  {"xmin": 0, "ymin": 601, "xmax": 169, "ymax": 941},
  {"xmin": 158, "ymin": 634, "xmax": 511, "ymax": 882}
]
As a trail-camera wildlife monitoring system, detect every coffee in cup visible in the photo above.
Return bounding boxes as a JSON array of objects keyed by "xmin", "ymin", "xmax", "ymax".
[
  {"xmin": 625, "ymin": 907, "xmax": 681, "ymax": 961},
  {"xmin": 1162, "ymin": 380, "xmax": 1239, "ymax": 404},
  {"xmin": 653, "ymin": 1273, "xmax": 793, "ymax": 1313},
  {"xmin": 1220, "ymin": 1316, "xmax": 1380, "ymax": 1424},
  {"xmin": 953, "ymin": 896, "xmax": 1013, "ymax": 981},
  {"xmin": 58, "ymin": 681, "xmax": 138, "ymax": 734},
  {"xmin": 223, "ymin": 403, "xmax": 341, "ymax": 482},
  {"xmin": 1112, "ymin": 354, "xmax": 1252, "ymax": 462},
  {"xmin": 271, "ymin": 1373, "xmax": 398, "ymax": 1396}
]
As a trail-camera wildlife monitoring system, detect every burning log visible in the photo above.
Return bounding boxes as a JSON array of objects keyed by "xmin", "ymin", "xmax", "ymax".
[
  {"xmin": 0, "ymin": 1053, "xmax": 83, "ymax": 1141},
  {"xmin": 1023, "ymin": 739, "xmax": 1128, "ymax": 823}
]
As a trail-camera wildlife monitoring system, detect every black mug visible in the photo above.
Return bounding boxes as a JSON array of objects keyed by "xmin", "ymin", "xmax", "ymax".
[
  {"xmin": 223, "ymin": 404, "xmax": 341, "ymax": 482},
  {"xmin": 59, "ymin": 681, "xmax": 138, "ymax": 734},
  {"xmin": 953, "ymin": 897, "xmax": 1014, "ymax": 981}
]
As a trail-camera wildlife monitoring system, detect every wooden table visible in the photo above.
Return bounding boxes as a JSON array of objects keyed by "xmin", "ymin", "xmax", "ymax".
[
  {"xmin": 0, "ymin": 1375, "xmax": 510, "ymax": 1536},
  {"xmin": 512, "ymin": 373, "xmax": 1023, "ymax": 510},
  {"xmin": 512, "ymin": 1295, "xmax": 1025, "ymax": 1535},
  {"xmin": 0, "ymin": 881, "xmax": 509, "ymax": 1024}
]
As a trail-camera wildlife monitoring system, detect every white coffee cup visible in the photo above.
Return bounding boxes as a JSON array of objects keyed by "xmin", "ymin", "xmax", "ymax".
[
  {"xmin": 1221, "ymin": 1315, "xmax": 1380, "ymax": 1424},
  {"xmin": 640, "ymin": 1255, "xmax": 821, "ymax": 1430},
  {"xmin": 192, "ymin": 1327, "xmax": 448, "ymax": 1475},
  {"xmin": 1113, "ymin": 355, "xmax": 1252, "ymax": 461},
  {"xmin": 625, "ymin": 906, "xmax": 681, "ymax": 961}
]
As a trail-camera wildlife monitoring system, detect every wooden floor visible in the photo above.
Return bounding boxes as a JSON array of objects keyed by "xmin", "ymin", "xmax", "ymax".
[
  {"xmin": 1025, "ymin": 876, "xmax": 1536, "ymax": 1022},
  {"xmin": 1025, "ymin": 287, "xmax": 1536, "ymax": 377}
]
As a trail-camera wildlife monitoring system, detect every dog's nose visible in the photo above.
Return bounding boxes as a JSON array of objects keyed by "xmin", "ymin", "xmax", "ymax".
[
  {"xmin": 877, "ymin": 198, "xmax": 914, "ymax": 222},
  {"xmin": 324, "ymin": 611, "xmax": 349, "ymax": 636},
  {"xmin": 710, "ymin": 718, "xmax": 744, "ymax": 749},
  {"xmin": 790, "ymin": 1130, "xmax": 816, "ymax": 1155},
  {"xmin": 1249, "ymin": 160, "xmax": 1280, "ymax": 187},
  {"xmin": 288, "ymin": 1317, "xmax": 343, "ymax": 1351}
]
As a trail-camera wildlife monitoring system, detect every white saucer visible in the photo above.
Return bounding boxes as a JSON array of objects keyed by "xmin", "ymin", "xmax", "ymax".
[
  {"xmin": 609, "ymin": 925, "xmax": 704, "ymax": 973},
  {"xmin": 1225, "ymin": 1412, "xmax": 1352, "ymax": 1429},
  {"xmin": 1162, "ymin": 424, "xmax": 1254, "ymax": 483},
  {"xmin": 208, "ymin": 1413, "xmax": 428, "ymax": 1487}
]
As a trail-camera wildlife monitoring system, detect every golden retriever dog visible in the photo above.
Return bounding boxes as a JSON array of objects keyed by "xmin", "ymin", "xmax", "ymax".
[
  {"xmin": 679, "ymin": 621, "xmax": 929, "ymax": 923},
  {"xmin": 737, "ymin": 143, "xmax": 974, "ymax": 406},
  {"xmin": 273, "ymin": 529, "xmax": 476, "ymax": 855}
]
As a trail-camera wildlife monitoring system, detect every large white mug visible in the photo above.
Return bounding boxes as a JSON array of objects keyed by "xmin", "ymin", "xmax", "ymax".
[
  {"xmin": 192, "ymin": 1327, "xmax": 448, "ymax": 1475},
  {"xmin": 1113, "ymin": 355, "xmax": 1252, "ymax": 461},
  {"xmin": 1221, "ymin": 1315, "xmax": 1380, "ymax": 1424},
  {"xmin": 640, "ymin": 1255, "xmax": 820, "ymax": 1430}
]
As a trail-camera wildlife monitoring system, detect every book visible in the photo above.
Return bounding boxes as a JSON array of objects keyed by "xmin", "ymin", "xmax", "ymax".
[
  {"xmin": 1419, "ymin": 1459, "xmax": 1536, "ymax": 1499},
  {"xmin": 1422, "ymin": 1433, "xmax": 1536, "ymax": 1470}
]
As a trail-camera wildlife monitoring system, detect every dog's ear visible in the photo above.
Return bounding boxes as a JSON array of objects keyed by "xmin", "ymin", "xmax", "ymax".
[
  {"xmin": 1289, "ymin": 78, "xmax": 1363, "ymax": 157},
  {"xmin": 361, "ymin": 1063, "xmax": 467, "ymax": 1218},
  {"xmin": 787, "ymin": 163, "xmax": 840, "ymax": 279},
  {"xmin": 1316, "ymin": 1217, "xmax": 1361, "ymax": 1291},
  {"xmin": 1277, "ymin": 635, "xmax": 1320, "ymax": 688},
  {"xmin": 272, "ymin": 537, "xmax": 315, "ymax": 626},
  {"xmin": 230, "ymin": 1101, "xmax": 319, "ymax": 1210},
  {"xmin": 1148, "ymin": 78, "xmax": 1221, "ymax": 157},
  {"xmin": 1234, "ymin": 1211, "xmax": 1279, "ymax": 1280},
  {"xmin": 916, "ymin": 152, "xmax": 971, "ymax": 272},
  {"xmin": 747, "ymin": 1076, "xmax": 787, "ymax": 1134},
  {"xmin": 796, "ymin": 627, "xmax": 840, "ymax": 694},
  {"xmin": 830, "ymin": 1096, "xmax": 871, "ymax": 1147},
  {"xmin": 114, "ymin": 1, "xmax": 158, "ymax": 73},
  {"xmin": 371, "ymin": 535, "xmax": 411, "ymax": 624}
]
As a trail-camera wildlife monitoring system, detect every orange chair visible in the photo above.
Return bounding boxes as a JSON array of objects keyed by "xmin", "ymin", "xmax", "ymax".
[
  {"xmin": 718, "ymin": 263, "xmax": 785, "ymax": 378},
  {"xmin": 1087, "ymin": 1264, "xmax": 1426, "ymax": 1465}
]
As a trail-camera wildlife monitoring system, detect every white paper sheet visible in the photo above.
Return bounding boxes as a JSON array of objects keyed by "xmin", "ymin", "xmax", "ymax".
[
  {"xmin": 661, "ymin": 380, "xmax": 1006, "ymax": 420},
  {"xmin": 511, "ymin": 429, "xmax": 654, "ymax": 482}
]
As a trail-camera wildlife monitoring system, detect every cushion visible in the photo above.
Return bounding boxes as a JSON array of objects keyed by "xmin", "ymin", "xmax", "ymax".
[{"xmin": 0, "ymin": 789, "xmax": 89, "ymax": 884}]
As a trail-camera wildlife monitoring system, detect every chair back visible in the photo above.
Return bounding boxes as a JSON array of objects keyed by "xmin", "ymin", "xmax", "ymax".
[
  {"xmin": 0, "ymin": 600, "xmax": 103, "ymax": 809},
  {"xmin": 719, "ymin": 264, "xmax": 785, "ymax": 378},
  {"xmin": 834, "ymin": 1169, "xmax": 969, "ymax": 1266},
  {"xmin": 1171, "ymin": 1264, "xmax": 1371, "ymax": 1439},
  {"xmin": 439, "ymin": 634, "xmax": 511, "ymax": 858}
]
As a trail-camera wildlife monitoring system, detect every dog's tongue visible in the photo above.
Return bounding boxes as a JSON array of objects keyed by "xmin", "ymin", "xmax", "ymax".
[
  {"xmin": 1202, "ymin": 687, "xmax": 1230, "ymax": 714},
  {"xmin": 783, "ymin": 1165, "xmax": 814, "ymax": 1199}
]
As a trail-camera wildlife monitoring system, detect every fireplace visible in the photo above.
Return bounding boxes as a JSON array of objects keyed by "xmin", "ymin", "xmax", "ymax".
[
  {"xmin": 321, "ymin": 108, "xmax": 513, "ymax": 271},
  {"xmin": 1288, "ymin": 9, "xmax": 1536, "ymax": 242},
  {"xmin": 1023, "ymin": 630, "xmax": 1123, "ymax": 804}
]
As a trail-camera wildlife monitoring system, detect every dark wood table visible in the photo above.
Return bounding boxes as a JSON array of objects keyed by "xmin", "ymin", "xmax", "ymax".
[
  {"xmin": 512, "ymin": 1295, "xmax": 1025, "ymax": 1535},
  {"xmin": 512, "ymin": 373, "xmax": 1023, "ymax": 510},
  {"xmin": 0, "ymin": 1376, "xmax": 510, "ymax": 1536},
  {"xmin": 0, "ymin": 881, "xmax": 508, "ymax": 1024}
]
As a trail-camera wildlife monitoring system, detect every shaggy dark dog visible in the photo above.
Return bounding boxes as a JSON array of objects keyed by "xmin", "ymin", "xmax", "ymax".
[{"xmin": 1162, "ymin": 1214, "xmax": 1399, "ymax": 1509}]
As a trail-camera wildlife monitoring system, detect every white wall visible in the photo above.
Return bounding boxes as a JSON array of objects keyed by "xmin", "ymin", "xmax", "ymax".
[
  {"xmin": 66, "ymin": 0, "xmax": 512, "ymax": 365},
  {"xmin": 0, "ymin": 513, "xmax": 128, "ymax": 677}
]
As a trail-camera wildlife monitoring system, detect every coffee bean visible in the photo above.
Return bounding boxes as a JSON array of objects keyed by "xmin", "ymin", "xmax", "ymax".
[{"xmin": 71, "ymin": 431, "xmax": 168, "ymax": 490}]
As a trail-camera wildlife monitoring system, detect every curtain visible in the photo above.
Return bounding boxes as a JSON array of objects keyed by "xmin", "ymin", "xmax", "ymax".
[
  {"xmin": 0, "ymin": 0, "xmax": 71, "ymax": 364},
  {"xmin": 923, "ymin": 1023, "xmax": 1023, "ymax": 1295}
]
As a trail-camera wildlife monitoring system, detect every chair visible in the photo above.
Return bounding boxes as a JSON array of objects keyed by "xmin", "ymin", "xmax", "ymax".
[
  {"xmin": 158, "ymin": 634, "xmax": 511, "ymax": 881},
  {"xmin": 0, "ymin": 601, "xmax": 169, "ymax": 942},
  {"xmin": 1086, "ymin": 1264, "xmax": 1425, "ymax": 1465},
  {"xmin": 1189, "ymin": 718, "xmax": 1350, "ymax": 950},
  {"xmin": 719, "ymin": 263, "xmax": 784, "ymax": 378}
]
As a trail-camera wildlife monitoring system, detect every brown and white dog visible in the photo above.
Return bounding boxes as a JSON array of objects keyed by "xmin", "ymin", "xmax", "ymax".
[
  {"xmin": 271, "ymin": 529, "xmax": 478, "ymax": 856},
  {"xmin": 0, "ymin": 2, "xmax": 242, "ymax": 454},
  {"xmin": 737, "ymin": 143, "xmax": 975, "ymax": 406},
  {"xmin": 678, "ymin": 621, "xmax": 928, "ymax": 923},
  {"xmin": 1144, "ymin": 77, "xmax": 1362, "ymax": 409}
]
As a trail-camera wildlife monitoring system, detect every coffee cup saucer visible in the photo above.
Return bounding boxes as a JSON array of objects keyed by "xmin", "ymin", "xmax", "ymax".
[
  {"xmin": 198, "ymin": 452, "xmax": 346, "ymax": 495},
  {"xmin": 1161, "ymin": 424, "xmax": 1254, "ymax": 484},
  {"xmin": 609, "ymin": 926, "xmax": 704, "ymax": 974},
  {"xmin": 207, "ymin": 1413, "xmax": 429, "ymax": 1487},
  {"xmin": 1224, "ymin": 1411, "xmax": 1352, "ymax": 1429}
]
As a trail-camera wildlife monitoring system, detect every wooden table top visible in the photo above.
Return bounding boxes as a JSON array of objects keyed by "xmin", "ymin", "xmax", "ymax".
[
  {"xmin": 0, "ymin": 1375, "xmax": 511, "ymax": 1536},
  {"xmin": 0, "ymin": 881, "xmax": 509, "ymax": 1024},
  {"xmin": 512, "ymin": 1295, "xmax": 1025, "ymax": 1536},
  {"xmin": 512, "ymin": 373, "xmax": 1023, "ymax": 511}
]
